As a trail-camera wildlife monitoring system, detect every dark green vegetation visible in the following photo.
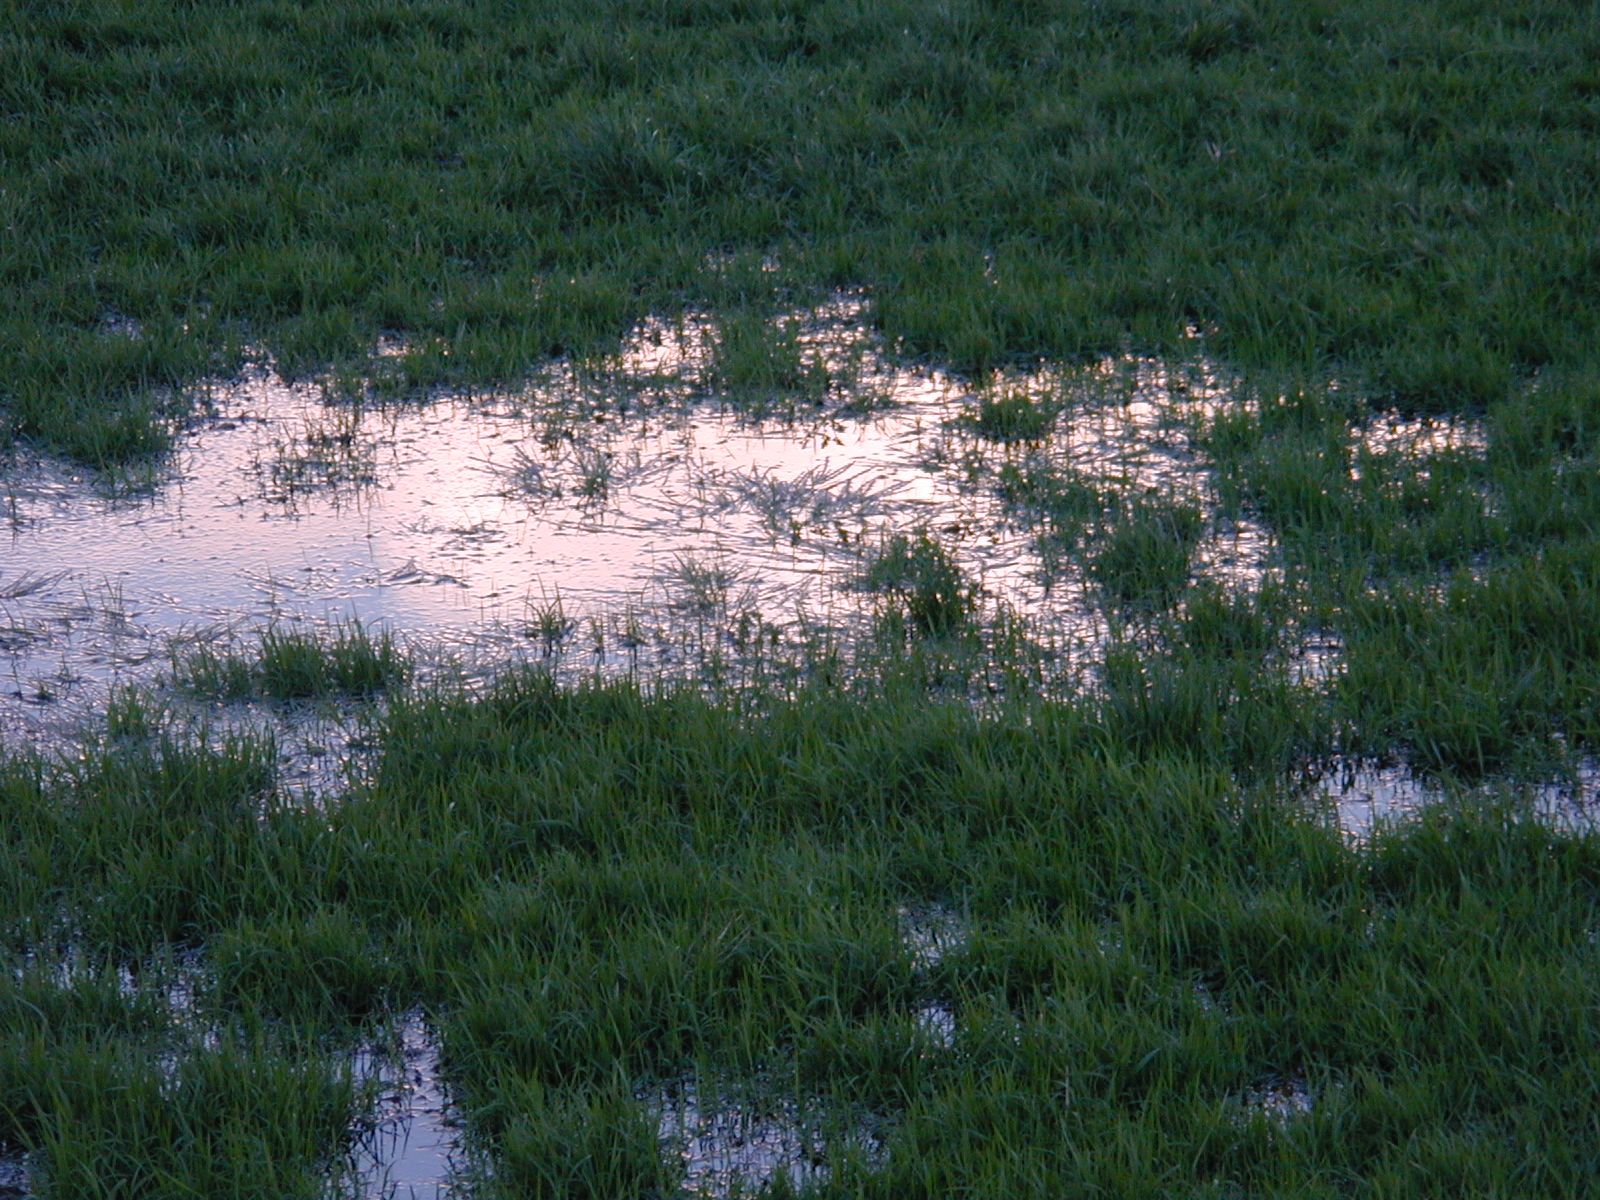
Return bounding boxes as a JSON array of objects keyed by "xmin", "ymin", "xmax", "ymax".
[
  {"xmin": 1195, "ymin": 374, "xmax": 1600, "ymax": 774},
  {"xmin": 5, "ymin": 0, "xmax": 1600, "ymax": 1195},
  {"xmin": 5, "ymin": 0, "xmax": 1600, "ymax": 459},
  {"xmin": 170, "ymin": 622, "xmax": 410, "ymax": 702},
  {"xmin": 3, "ymin": 676, "xmax": 1599, "ymax": 1197},
  {"xmin": 856, "ymin": 532, "xmax": 981, "ymax": 637}
]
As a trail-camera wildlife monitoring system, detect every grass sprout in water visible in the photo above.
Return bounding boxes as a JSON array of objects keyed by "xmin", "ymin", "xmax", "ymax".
[
  {"xmin": 1088, "ymin": 499, "xmax": 1205, "ymax": 612},
  {"xmin": 958, "ymin": 385, "xmax": 1060, "ymax": 443},
  {"xmin": 856, "ymin": 531, "xmax": 980, "ymax": 638},
  {"xmin": 171, "ymin": 621, "xmax": 410, "ymax": 702}
]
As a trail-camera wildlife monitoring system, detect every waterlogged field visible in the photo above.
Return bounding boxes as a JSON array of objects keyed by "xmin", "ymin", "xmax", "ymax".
[{"xmin": 4, "ymin": 2, "xmax": 1600, "ymax": 1198}]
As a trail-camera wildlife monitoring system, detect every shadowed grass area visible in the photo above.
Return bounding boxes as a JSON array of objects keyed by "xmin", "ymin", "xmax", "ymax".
[
  {"xmin": 5, "ymin": 0, "xmax": 1600, "ymax": 459},
  {"xmin": 1, "ymin": 675, "xmax": 1597, "ymax": 1195}
]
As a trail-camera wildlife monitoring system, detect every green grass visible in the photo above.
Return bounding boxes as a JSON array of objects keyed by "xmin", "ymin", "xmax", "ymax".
[
  {"xmin": 1191, "ymin": 371, "xmax": 1600, "ymax": 774},
  {"xmin": 959, "ymin": 385, "xmax": 1060, "ymax": 443},
  {"xmin": 6, "ymin": 0, "xmax": 1600, "ymax": 460},
  {"xmin": 856, "ymin": 531, "xmax": 980, "ymax": 638},
  {"xmin": 170, "ymin": 621, "xmax": 411, "ymax": 702},
  {"xmin": 1088, "ymin": 498, "xmax": 1205, "ymax": 611},
  {"xmin": 6, "ymin": 2, "xmax": 1600, "ymax": 1195},
  {"xmin": 709, "ymin": 308, "xmax": 834, "ymax": 414},
  {"xmin": 2, "ymin": 675, "xmax": 1597, "ymax": 1196}
]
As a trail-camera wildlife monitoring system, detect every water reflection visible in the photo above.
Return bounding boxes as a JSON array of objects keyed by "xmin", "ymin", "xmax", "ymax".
[
  {"xmin": 1310, "ymin": 759, "xmax": 1600, "ymax": 842},
  {"xmin": 1, "ymin": 303, "xmax": 1263, "ymax": 786},
  {"xmin": 649, "ymin": 1081, "xmax": 883, "ymax": 1198},
  {"xmin": 346, "ymin": 1013, "xmax": 462, "ymax": 1200}
]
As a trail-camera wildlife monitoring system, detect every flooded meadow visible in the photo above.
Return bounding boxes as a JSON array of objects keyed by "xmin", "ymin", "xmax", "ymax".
[
  {"xmin": 3, "ymin": 300, "xmax": 1266, "ymax": 775},
  {"xmin": 6, "ymin": 305, "xmax": 1593, "ymax": 1196}
]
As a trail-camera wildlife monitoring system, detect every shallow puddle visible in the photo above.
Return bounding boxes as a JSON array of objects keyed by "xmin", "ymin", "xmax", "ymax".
[
  {"xmin": 1, "ymin": 302, "xmax": 1268, "ymax": 791},
  {"xmin": 346, "ymin": 1012, "xmax": 463, "ymax": 1200},
  {"xmin": 0, "ymin": 1157, "xmax": 26, "ymax": 1200},
  {"xmin": 896, "ymin": 904, "xmax": 967, "ymax": 970},
  {"xmin": 649, "ymin": 1079, "xmax": 884, "ymax": 1198},
  {"xmin": 1241, "ymin": 1074, "xmax": 1315, "ymax": 1127},
  {"xmin": 1311, "ymin": 759, "xmax": 1600, "ymax": 841}
]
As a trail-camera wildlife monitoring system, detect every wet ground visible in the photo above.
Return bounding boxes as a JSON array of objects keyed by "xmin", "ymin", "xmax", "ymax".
[
  {"xmin": 1, "ymin": 300, "xmax": 1263, "ymax": 780},
  {"xmin": 3, "ymin": 300, "xmax": 1593, "ymax": 1197}
]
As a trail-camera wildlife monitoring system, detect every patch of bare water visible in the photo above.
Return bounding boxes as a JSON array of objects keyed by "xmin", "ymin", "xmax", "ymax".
[
  {"xmin": 0, "ymin": 1157, "xmax": 26, "ymax": 1200},
  {"xmin": 1240, "ymin": 1074, "xmax": 1315, "ymax": 1127},
  {"xmin": 1, "ymin": 299, "xmax": 1258, "ymax": 786},
  {"xmin": 898, "ymin": 905, "xmax": 966, "ymax": 1050},
  {"xmin": 346, "ymin": 1012, "xmax": 463, "ymax": 1200},
  {"xmin": 1310, "ymin": 759, "xmax": 1600, "ymax": 841},
  {"xmin": 649, "ymin": 1079, "xmax": 885, "ymax": 1198},
  {"xmin": 896, "ymin": 904, "xmax": 967, "ymax": 970},
  {"xmin": 1354, "ymin": 411, "xmax": 1488, "ymax": 460}
]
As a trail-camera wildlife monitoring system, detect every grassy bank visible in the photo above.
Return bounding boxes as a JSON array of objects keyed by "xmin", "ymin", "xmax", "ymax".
[{"xmin": 4, "ymin": 0, "xmax": 1600, "ymax": 459}]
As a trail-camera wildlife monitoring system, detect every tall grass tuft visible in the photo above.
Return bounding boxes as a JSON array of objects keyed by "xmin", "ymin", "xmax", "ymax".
[{"xmin": 857, "ymin": 531, "xmax": 980, "ymax": 637}]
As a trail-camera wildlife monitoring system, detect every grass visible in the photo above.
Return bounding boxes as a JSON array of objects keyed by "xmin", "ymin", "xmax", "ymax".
[
  {"xmin": 170, "ymin": 622, "xmax": 410, "ymax": 702},
  {"xmin": 1088, "ymin": 498, "xmax": 1205, "ymax": 612},
  {"xmin": 5, "ymin": 0, "xmax": 1600, "ymax": 460},
  {"xmin": 709, "ymin": 309, "xmax": 833, "ymax": 414},
  {"xmin": 2, "ymin": 674, "xmax": 1598, "ymax": 1196},
  {"xmin": 958, "ymin": 385, "xmax": 1060, "ymax": 443},
  {"xmin": 6, "ymin": 1, "xmax": 1600, "ymax": 1195},
  {"xmin": 856, "ymin": 531, "xmax": 980, "ymax": 638}
]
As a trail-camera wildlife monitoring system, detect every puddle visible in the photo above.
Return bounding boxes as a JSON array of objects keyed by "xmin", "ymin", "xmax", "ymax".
[
  {"xmin": 1240, "ymin": 1074, "xmax": 1314, "ymax": 1127},
  {"xmin": 0, "ymin": 300, "xmax": 1264, "ymax": 787},
  {"xmin": 1313, "ymin": 763, "xmax": 1434, "ymax": 840},
  {"xmin": 1354, "ymin": 411, "xmax": 1487, "ymax": 459},
  {"xmin": 0, "ymin": 1157, "xmax": 26, "ymax": 1200},
  {"xmin": 649, "ymin": 1080, "xmax": 883, "ymax": 1198},
  {"xmin": 897, "ymin": 905, "xmax": 965, "ymax": 1049},
  {"xmin": 1311, "ymin": 760, "xmax": 1600, "ymax": 841},
  {"xmin": 346, "ymin": 1012, "xmax": 463, "ymax": 1200},
  {"xmin": 896, "ymin": 905, "xmax": 967, "ymax": 970}
]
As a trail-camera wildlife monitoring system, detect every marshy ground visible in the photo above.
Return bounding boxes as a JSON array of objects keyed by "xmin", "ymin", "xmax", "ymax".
[{"xmin": 4, "ymin": 2, "xmax": 1600, "ymax": 1197}]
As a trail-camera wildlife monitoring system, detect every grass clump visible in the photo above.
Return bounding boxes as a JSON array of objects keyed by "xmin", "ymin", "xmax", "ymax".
[
  {"xmin": 856, "ymin": 531, "xmax": 979, "ymax": 637},
  {"xmin": 1088, "ymin": 498, "xmax": 1204, "ymax": 611},
  {"xmin": 959, "ymin": 386, "xmax": 1059, "ymax": 443},
  {"xmin": 172, "ymin": 622, "xmax": 409, "ymax": 702},
  {"xmin": 709, "ymin": 309, "xmax": 832, "ymax": 414}
]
